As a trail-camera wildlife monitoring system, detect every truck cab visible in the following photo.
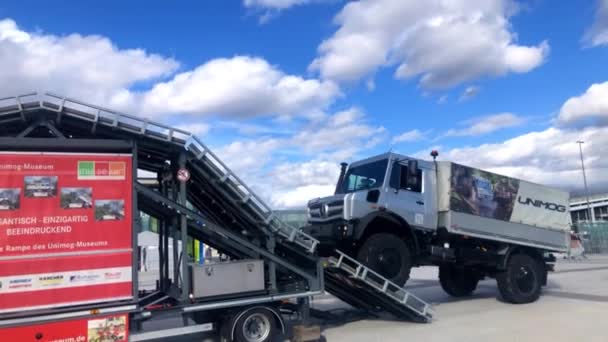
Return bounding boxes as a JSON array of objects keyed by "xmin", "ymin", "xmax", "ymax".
[{"xmin": 305, "ymin": 152, "xmax": 437, "ymax": 285}]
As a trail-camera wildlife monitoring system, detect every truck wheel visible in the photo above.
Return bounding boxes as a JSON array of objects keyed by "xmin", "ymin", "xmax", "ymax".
[
  {"xmin": 497, "ymin": 254, "xmax": 542, "ymax": 304},
  {"xmin": 357, "ymin": 233, "xmax": 412, "ymax": 286},
  {"xmin": 231, "ymin": 308, "xmax": 277, "ymax": 342},
  {"xmin": 439, "ymin": 265, "xmax": 479, "ymax": 297}
]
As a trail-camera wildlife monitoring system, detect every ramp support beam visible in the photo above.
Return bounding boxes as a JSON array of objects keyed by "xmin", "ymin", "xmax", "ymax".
[{"xmin": 179, "ymin": 152, "xmax": 191, "ymax": 307}]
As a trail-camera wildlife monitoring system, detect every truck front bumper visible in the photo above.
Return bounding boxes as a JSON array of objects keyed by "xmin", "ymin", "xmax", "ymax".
[{"xmin": 301, "ymin": 220, "xmax": 356, "ymax": 255}]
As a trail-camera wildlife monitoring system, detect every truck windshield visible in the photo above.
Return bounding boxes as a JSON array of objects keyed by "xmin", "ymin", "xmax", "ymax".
[{"xmin": 339, "ymin": 159, "xmax": 388, "ymax": 194}]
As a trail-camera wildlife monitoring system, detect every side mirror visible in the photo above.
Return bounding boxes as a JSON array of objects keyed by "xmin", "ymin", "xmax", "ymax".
[
  {"xmin": 407, "ymin": 160, "xmax": 418, "ymax": 178},
  {"xmin": 389, "ymin": 163, "xmax": 401, "ymax": 190}
]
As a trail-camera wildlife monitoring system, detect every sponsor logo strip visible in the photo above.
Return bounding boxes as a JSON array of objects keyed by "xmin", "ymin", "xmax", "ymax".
[
  {"xmin": 0, "ymin": 283, "xmax": 132, "ymax": 313},
  {"xmin": 0, "ymin": 252, "xmax": 132, "ymax": 276},
  {"xmin": 0, "ymin": 267, "xmax": 131, "ymax": 294},
  {"xmin": 78, "ymin": 161, "xmax": 126, "ymax": 180}
]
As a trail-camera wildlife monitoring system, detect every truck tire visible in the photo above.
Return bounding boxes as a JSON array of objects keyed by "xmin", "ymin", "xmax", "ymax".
[
  {"xmin": 357, "ymin": 233, "xmax": 412, "ymax": 286},
  {"xmin": 496, "ymin": 254, "xmax": 542, "ymax": 304},
  {"xmin": 231, "ymin": 308, "xmax": 277, "ymax": 342},
  {"xmin": 439, "ymin": 265, "xmax": 479, "ymax": 297}
]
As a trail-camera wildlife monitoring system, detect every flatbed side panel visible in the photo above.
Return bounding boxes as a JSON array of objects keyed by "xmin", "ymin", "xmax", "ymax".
[
  {"xmin": 445, "ymin": 162, "xmax": 571, "ymax": 231},
  {"xmin": 444, "ymin": 211, "xmax": 569, "ymax": 251}
]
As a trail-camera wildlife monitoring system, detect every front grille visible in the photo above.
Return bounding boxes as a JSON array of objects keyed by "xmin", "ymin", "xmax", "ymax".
[{"xmin": 308, "ymin": 199, "xmax": 344, "ymax": 220}]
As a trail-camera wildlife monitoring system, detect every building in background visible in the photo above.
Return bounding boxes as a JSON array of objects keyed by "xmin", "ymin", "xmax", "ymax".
[
  {"xmin": 570, "ymin": 193, "xmax": 608, "ymax": 223},
  {"xmin": 275, "ymin": 209, "xmax": 307, "ymax": 228}
]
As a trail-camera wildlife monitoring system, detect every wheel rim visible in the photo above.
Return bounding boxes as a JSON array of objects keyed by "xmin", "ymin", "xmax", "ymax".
[
  {"xmin": 242, "ymin": 313, "xmax": 271, "ymax": 342},
  {"xmin": 515, "ymin": 265, "xmax": 536, "ymax": 294},
  {"xmin": 374, "ymin": 248, "xmax": 402, "ymax": 279}
]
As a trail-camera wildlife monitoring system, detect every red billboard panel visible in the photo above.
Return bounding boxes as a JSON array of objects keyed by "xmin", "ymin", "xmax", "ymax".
[
  {"xmin": 0, "ymin": 152, "xmax": 133, "ymax": 313},
  {"xmin": 0, "ymin": 313, "xmax": 129, "ymax": 342}
]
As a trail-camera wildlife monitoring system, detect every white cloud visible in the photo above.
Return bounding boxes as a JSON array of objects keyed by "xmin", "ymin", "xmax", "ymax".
[
  {"xmin": 217, "ymin": 121, "xmax": 294, "ymax": 136},
  {"xmin": 212, "ymin": 107, "xmax": 387, "ymax": 208},
  {"xmin": 0, "ymin": 18, "xmax": 179, "ymax": 107},
  {"xmin": 392, "ymin": 129, "xmax": 425, "ymax": 143},
  {"xmin": 309, "ymin": 0, "xmax": 549, "ymax": 88},
  {"xmin": 213, "ymin": 136, "xmax": 346, "ymax": 208},
  {"xmin": 266, "ymin": 160, "xmax": 341, "ymax": 208},
  {"xmin": 445, "ymin": 113, "xmax": 524, "ymax": 136},
  {"xmin": 291, "ymin": 107, "xmax": 386, "ymax": 153},
  {"xmin": 175, "ymin": 123, "xmax": 210, "ymax": 137},
  {"xmin": 243, "ymin": 0, "xmax": 331, "ymax": 23},
  {"xmin": 437, "ymin": 126, "xmax": 608, "ymax": 191},
  {"xmin": 0, "ymin": 19, "xmax": 341, "ymax": 121},
  {"xmin": 135, "ymin": 56, "xmax": 340, "ymax": 118},
  {"xmin": 215, "ymin": 138, "xmax": 283, "ymax": 175},
  {"xmin": 459, "ymin": 86, "xmax": 481, "ymax": 102},
  {"xmin": 557, "ymin": 81, "xmax": 608, "ymax": 127},
  {"xmin": 243, "ymin": 0, "xmax": 318, "ymax": 10},
  {"xmin": 270, "ymin": 184, "xmax": 336, "ymax": 208},
  {"xmin": 583, "ymin": 0, "xmax": 608, "ymax": 47}
]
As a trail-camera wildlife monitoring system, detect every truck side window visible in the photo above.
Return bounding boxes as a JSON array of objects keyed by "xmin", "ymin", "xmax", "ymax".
[
  {"xmin": 401, "ymin": 166, "xmax": 422, "ymax": 193},
  {"xmin": 390, "ymin": 164, "xmax": 422, "ymax": 193}
]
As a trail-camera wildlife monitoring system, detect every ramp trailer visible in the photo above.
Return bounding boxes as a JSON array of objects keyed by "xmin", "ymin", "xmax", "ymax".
[{"xmin": 0, "ymin": 93, "xmax": 432, "ymax": 342}]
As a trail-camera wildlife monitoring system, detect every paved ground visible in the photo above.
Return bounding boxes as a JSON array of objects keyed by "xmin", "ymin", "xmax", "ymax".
[{"xmin": 147, "ymin": 255, "xmax": 608, "ymax": 342}]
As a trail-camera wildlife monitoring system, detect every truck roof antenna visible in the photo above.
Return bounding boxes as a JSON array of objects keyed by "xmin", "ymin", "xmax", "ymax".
[{"xmin": 430, "ymin": 150, "xmax": 439, "ymax": 161}]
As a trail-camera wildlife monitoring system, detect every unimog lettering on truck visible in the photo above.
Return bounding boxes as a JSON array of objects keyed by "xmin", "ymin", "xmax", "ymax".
[{"xmin": 303, "ymin": 151, "xmax": 571, "ymax": 304}]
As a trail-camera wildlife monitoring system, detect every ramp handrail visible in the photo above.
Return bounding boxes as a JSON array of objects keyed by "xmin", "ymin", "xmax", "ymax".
[
  {"xmin": 0, "ymin": 92, "xmax": 319, "ymax": 254},
  {"xmin": 328, "ymin": 250, "xmax": 434, "ymax": 322}
]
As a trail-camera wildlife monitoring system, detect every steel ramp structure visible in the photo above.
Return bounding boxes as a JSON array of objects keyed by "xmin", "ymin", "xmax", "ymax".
[
  {"xmin": 0, "ymin": 92, "xmax": 433, "ymax": 323},
  {"xmin": 326, "ymin": 251, "xmax": 433, "ymax": 322}
]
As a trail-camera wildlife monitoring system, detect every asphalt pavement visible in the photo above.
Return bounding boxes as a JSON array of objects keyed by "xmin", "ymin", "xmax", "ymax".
[{"xmin": 148, "ymin": 255, "xmax": 608, "ymax": 342}]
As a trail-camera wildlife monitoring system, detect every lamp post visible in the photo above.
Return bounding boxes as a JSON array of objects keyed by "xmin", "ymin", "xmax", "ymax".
[{"xmin": 576, "ymin": 141, "xmax": 593, "ymax": 222}]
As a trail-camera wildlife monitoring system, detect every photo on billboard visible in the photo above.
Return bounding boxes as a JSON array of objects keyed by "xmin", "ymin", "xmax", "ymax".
[
  {"xmin": 95, "ymin": 200, "xmax": 125, "ymax": 221},
  {"xmin": 0, "ymin": 188, "xmax": 21, "ymax": 210},
  {"xmin": 24, "ymin": 176, "xmax": 58, "ymax": 198},
  {"xmin": 450, "ymin": 164, "xmax": 520, "ymax": 221},
  {"xmin": 87, "ymin": 315, "xmax": 127, "ymax": 342},
  {"xmin": 60, "ymin": 187, "xmax": 93, "ymax": 209}
]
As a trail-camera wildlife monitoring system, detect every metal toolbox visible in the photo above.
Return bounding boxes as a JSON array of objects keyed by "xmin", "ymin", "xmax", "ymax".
[{"xmin": 190, "ymin": 259, "xmax": 265, "ymax": 298}]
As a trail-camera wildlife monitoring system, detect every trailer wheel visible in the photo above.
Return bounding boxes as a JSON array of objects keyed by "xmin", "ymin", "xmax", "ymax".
[
  {"xmin": 439, "ymin": 265, "xmax": 479, "ymax": 297},
  {"xmin": 225, "ymin": 307, "xmax": 279, "ymax": 342},
  {"xmin": 497, "ymin": 254, "xmax": 542, "ymax": 304},
  {"xmin": 357, "ymin": 233, "xmax": 412, "ymax": 286}
]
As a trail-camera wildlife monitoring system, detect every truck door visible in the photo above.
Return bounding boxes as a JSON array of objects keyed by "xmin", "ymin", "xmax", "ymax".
[{"xmin": 383, "ymin": 159, "xmax": 435, "ymax": 230}]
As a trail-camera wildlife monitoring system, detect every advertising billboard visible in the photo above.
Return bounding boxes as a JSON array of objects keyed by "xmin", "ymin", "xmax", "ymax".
[
  {"xmin": 0, "ymin": 152, "xmax": 133, "ymax": 313},
  {"xmin": 449, "ymin": 163, "xmax": 570, "ymax": 231}
]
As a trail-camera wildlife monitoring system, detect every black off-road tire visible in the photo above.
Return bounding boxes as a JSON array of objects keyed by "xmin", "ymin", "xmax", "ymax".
[
  {"xmin": 439, "ymin": 264, "xmax": 479, "ymax": 297},
  {"xmin": 356, "ymin": 233, "xmax": 412, "ymax": 286},
  {"xmin": 497, "ymin": 254, "xmax": 542, "ymax": 304}
]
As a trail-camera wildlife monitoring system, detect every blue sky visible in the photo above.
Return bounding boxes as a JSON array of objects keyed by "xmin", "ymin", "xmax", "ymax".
[{"xmin": 1, "ymin": 0, "xmax": 607, "ymax": 207}]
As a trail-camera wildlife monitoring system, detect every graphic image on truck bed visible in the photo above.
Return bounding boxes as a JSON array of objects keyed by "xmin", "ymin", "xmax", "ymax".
[
  {"xmin": 87, "ymin": 315, "xmax": 127, "ymax": 342},
  {"xmin": 24, "ymin": 176, "xmax": 58, "ymax": 198},
  {"xmin": 0, "ymin": 188, "xmax": 20, "ymax": 210},
  {"xmin": 60, "ymin": 187, "xmax": 93, "ymax": 209},
  {"xmin": 449, "ymin": 163, "xmax": 520, "ymax": 221},
  {"xmin": 95, "ymin": 200, "xmax": 125, "ymax": 221}
]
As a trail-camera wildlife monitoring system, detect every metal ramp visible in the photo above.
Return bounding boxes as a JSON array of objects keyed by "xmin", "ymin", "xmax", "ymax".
[
  {"xmin": 0, "ymin": 92, "xmax": 433, "ymax": 323},
  {"xmin": 326, "ymin": 251, "xmax": 433, "ymax": 322}
]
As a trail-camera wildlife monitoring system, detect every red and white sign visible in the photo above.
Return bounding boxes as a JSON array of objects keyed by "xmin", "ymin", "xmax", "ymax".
[
  {"xmin": 177, "ymin": 168, "xmax": 191, "ymax": 182},
  {"xmin": 0, "ymin": 152, "xmax": 133, "ymax": 313},
  {"xmin": 0, "ymin": 313, "xmax": 129, "ymax": 342}
]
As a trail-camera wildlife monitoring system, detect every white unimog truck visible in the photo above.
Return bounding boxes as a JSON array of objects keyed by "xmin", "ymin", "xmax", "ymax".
[{"xmin": 304, "ymin": 151, "xmax": 571, "ymax": 303}]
